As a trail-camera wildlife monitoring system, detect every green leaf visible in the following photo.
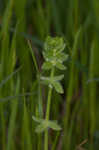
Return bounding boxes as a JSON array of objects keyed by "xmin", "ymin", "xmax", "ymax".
[
  {"xmin": 52, "ymin": 75, "xmax": 64, "ymax": 82},
  {"xmin": 35, "ymin": 123, "xmax": 47, "ymax": 133},
  {"xmin": 28, "ymin": 41, "xmax": 39, "ymax": 73},
  {"xmin": 40, "ymin": 75, "xmax": 64, "ymax": 91},
  {"xmin": 40, "ymin": 76, "xmax": 51, "ymax": 85},
  {"xmin": 34, "ymin": 119, "xmax": 62, "ymax": 133},
  {"xmin": 52, "ymin": 82, "xmax": 64, "ymax": 94},
  {"xmin": 44, "ymin": 36, "xmax": 66, "ymax": 53},
  {"xmin": 56, "ymin": 62, "xmax": 66, "ymax": 70},
  {"xmin": 48, "ymin": 120, "xmax": 62, "ymax": 131},
  {"xmin": 42, "ymin": 62, "xmax": 53, "ymax": 70},
  {"xmin": 43, "ymin": 36, "xmax": 67, "ymax": 63},
  {"xmin": 56, "ymin": 53, "xmax": 68, "ymax": 62},
  {"xmin": 43, "ymin": 50, "xmax": 54, "ymax": 62},
  {"xmin": 41, "ymin": 75, "xmax": 64, "ymax": 82},
  {"xmin": 0, "ymin": 67, "xmax": 22, "ymax": 88},
  {"xmin": 32, "ymin": 116, "xmax": 43, "ymax": 123},
  {"xmin": 40, "ymin": 75, "xmax": 64, "ymax": 85}
]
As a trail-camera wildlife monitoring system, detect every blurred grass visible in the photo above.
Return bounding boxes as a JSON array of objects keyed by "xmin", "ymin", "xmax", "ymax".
[{"xmin": 0, "ymin": 0, "xmax": 99, "ymax": 150}]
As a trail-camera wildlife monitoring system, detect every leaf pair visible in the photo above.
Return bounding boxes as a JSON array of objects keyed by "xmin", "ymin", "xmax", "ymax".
[
  {"xmin": 32, "ymin": 116, "xmax": 62, "ymax": 133},
  {"xmin": 42, "ymin": 59, "xmax": 67, "ymax": 71},
  {"xmin": 40, "ymin": 75, "xmax": 64, "ymax": 93},
  {"xmin": 43, "ymin": 49, "xmax": 68, "ymax": 64}
]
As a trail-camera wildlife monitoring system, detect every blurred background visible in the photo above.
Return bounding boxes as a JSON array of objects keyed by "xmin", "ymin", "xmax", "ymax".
[{"xmin": 0, "ymin": 0, "xmax": 99, "ymax": 150}]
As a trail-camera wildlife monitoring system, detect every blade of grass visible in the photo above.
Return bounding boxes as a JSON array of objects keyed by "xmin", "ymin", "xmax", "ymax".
[
  {"xmin": 28, "ymin": 41, "xmax": 39, "ymax": 73},
  {"xmin": 63, "ymin": 27, "xmax": 82, "ymax": 149},
  {"xmin": 0, "ymin": 67, "xmax": 22, "ymax": 89},
  {"xmin": 0, "ymin": 92, "xmax": 37, "ymax": 102},
  {"xmin": 22, "ymin": 92, "xmax": 32, "ymax": 150},
  {"xmin": 89, "ymin": 39, "xmax": 99, "ymax": 149},
  {"xmin": 6, "ymin": 77, "xmax": 20, "ymax": 150},
  {"xmin": 0, "ymin": 1, "xmax": 14, "ymax": 149}
]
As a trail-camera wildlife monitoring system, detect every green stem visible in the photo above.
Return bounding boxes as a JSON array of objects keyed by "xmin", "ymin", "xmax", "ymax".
[{"xmin": 44, "ymin": 68, "xmax": 55, "ymax": 150}]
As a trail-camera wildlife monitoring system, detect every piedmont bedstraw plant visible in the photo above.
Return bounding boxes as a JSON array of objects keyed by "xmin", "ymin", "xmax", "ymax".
[{"xmin": 32, "ymin": 36, "xmax": 68, "ymax": 150}]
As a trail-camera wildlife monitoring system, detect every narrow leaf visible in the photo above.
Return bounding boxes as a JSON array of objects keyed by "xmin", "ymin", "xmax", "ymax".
[
  {"xmin": 28, "ymin": 41, "xmax": 39, "ymax": 73},
  {"xmin": 0, "ymin": 92, "xmax": 37, "ymax": 102},
  {"xmin": 40, "ymin": 76, "xmax": 50, "ymax": 85},
  {"xmin": 42, "ymin": 62, "xmax": 52, "ymax": 70},
  {"xmin": 56, "ymin": 62, "xmax": 66, "ymax": 70},
  {"xmin": 35, "ymin": 123, "xmax": 47, "ymax": 133},
  {"xmin": 57, "ymin": 53, "xmax": 68, "ymax": 62},
  {"xmin": 48, "ymin": 120, "xmax": 62, "ymax": 131},
  {"xmin": 53, "ymin": 82, "xmax": 64, "ymax": 94},
  {"xmin": 0, "ymin": 66, "xmax": 22, "ymax": 88},
  {"xmin": 32, "ymin": 116, "xmax": 43, "ymax": 123},
  {"xmin": 53, "ymin": 75, "xmax": 64, "ymax": 82}
]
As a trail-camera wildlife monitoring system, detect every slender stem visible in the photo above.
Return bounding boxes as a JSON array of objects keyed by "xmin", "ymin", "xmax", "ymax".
[{"xmin": 44, "ymin": 68, "xmax": 55, "ymax": 150}]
